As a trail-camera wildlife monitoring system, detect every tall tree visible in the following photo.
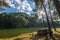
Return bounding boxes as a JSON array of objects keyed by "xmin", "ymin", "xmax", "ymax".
[
  {"xmin": 34, "ymin": 0, "xmax": 51, "ymax": 31},
  {"xmin": 48, "ymin": 0, "xmax": 57, "ymax": 31},
  {"xmin": 34, "ymin": 0, "xmax": 56, "ymax": 39}
]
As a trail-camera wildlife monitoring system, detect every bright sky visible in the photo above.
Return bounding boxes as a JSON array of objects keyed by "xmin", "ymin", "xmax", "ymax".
[
  {"xmin": 1, "ymin": 0, "xmax": 53, "ymax": 15},
  {"xmin": 1, "ymin": 0, "xmax": 35, "ymax": 15}
]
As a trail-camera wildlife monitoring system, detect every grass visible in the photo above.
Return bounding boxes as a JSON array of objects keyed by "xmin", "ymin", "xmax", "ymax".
[
  {"xmin": 0, "ymin": 27, "xmax": 60, "ymax": 40},
  {"xmin": 0, "ymin": 27, "xmax": 40, "ymax": 38}
]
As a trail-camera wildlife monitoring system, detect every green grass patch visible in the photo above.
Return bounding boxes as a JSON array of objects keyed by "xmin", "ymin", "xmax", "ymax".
[
  {"xmin": 0, "ymin": 27, "xmax": 60, "ymax": 38},
  {"xmin": 0, "ymin": 27, "xmax": 39, "ymax": 38}
]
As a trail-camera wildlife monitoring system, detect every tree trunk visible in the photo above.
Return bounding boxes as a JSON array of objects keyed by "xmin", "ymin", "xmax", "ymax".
[
  {"xmin": 48, "ymin": 0, "xmax": 56, "ymax": 31},
  {"xmin": 40, "ymin": 1, "xmax": 52, "ymax": 33}
]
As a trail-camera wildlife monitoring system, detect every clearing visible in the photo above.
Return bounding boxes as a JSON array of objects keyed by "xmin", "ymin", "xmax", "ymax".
[{"xmin": 0, "ymin": 28, "xmax": 60, "ymax": 40}]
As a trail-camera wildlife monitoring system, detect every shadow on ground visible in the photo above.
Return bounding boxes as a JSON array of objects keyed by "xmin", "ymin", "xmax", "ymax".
[
  {"xmin": 1, "ymin": 33, "xmax": 60, "ymax": 40},
  {"xmin": 14, "ymin": 33, "xmax": 60, "ymax": 40},
  {"xmin": 29, "ymin": 34, "xmax": 60, "ymax": 40}
]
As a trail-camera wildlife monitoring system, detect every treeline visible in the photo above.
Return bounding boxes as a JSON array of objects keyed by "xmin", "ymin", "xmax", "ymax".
[
  {"xmin": 0, "ymin": 12, "xmax": 41, "ymax": 29},
  {"xmin": 0, "ymin": 12, "xmax": 60, "ymax": 29}
]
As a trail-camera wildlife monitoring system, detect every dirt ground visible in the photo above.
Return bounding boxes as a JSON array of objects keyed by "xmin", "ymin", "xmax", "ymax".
[{"xmin": 0, "ymin": 30, "xmax": 60, "ymax": 40}]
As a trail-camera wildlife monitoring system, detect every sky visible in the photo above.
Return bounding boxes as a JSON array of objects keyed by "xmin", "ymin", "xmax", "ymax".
[
  {"xmin": 1, "ymin": 0, "xmax": 54, "ymax": 15},
  {"xmin": 1, "ymin": 0, "xmax": 56, "ymax": 17},
  {"xmin": 1, "ymin": 0, "xmax": 35, "ymax": 15},
  {"xmin": 0, "ymin": 0, "xmax": 60, "ymax": 20}
]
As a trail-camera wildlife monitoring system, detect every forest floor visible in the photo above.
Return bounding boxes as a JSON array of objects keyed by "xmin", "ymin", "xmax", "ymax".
[{"xmin": 0, "ymin": 28, "xmax": 60, "ymax": 40}]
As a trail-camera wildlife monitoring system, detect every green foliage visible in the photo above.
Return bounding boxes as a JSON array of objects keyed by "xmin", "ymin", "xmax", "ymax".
[
  {"xmin": 0, "ymin": 12, "xmax": 40, "ymax": 29},
  {"xmin": 53, "ymin": 12, "xmax": 58, "ymax": 20},
  {"xmin": 0, "ymin": 0, "xmax": 10, "ymax": 11},
  {"xmin": 0, "ymin": 0, "xmax": 8, "ymax": 6},
  {"xmin": 0, "ymin": 12, "xmax": 60, "ymax": 29}
]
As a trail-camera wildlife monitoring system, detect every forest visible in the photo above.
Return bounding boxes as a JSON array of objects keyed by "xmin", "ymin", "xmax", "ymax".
[
  {"xmin": 0, "ymin": 0, "xmax": 60, "ymax": 40},
  {"xmin": 0, "ymin": 12, "xmax": 60, "ymax": 29}
]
